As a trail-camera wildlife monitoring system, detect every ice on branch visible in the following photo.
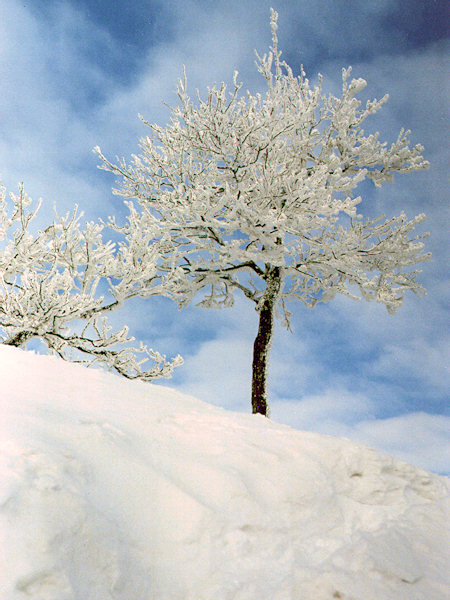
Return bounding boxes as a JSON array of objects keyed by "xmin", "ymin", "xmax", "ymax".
[
  {"xmin": 96, "ymin": 9, "xmax": 430, "ymax": 415},
  {"xmin": 0, "ymin": 184, "xmax": 182, "ymax": 379}
]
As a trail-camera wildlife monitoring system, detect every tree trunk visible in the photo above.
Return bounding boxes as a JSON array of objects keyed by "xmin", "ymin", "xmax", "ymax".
[{"xmin": 251, "ymin": 266, "xmax": 281, "ymax": 416}]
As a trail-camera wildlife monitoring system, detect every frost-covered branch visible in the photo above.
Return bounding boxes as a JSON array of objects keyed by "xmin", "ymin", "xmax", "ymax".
[{"xmin": 0, "ymin": 184, "xmax": 182, "ymax": 379}]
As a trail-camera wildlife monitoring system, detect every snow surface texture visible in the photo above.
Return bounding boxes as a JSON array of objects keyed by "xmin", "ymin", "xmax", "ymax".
[{"xmin": 0, "ymin": 345, "xmax": 449, "ymax": 600}]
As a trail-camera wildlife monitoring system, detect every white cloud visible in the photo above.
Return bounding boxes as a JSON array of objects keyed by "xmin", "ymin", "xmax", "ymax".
[
  {"xmin": 0, "ymin": 1, "xmax": 115, "ymax": 218},
  {"xmin": 179, "ymin": 336, "xmax": 253, "ymax": 411},
  {"xmin": 354, "ymin": 412, "xmax": 450, "ymax": 475},
  {"xmin": 371, "ymin": 339, "xmax": 450, "ymax": 392},
  {"xmin": 271, "ymin": 389, "xmax": 376, "ymax": 434},
  {"xmin": 95, "ymin": 2, "xmax": 274, "ymax": 155},
  {"xmin": 272, "ymin": 394, "xmax": 450, "ymax": 475}
]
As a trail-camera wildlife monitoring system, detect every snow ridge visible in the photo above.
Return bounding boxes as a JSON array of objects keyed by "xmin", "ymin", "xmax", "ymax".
[{"xmin": 1, "ymin": 345, "xmax": 449, "ymax": 599}]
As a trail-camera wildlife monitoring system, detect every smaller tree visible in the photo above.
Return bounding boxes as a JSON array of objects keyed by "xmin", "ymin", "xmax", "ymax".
[
  {"xmin": 97, "ymin": 10, "xmax": 430, "ymax": 415},
  {"xmin": 0, "ymin": 183, "xmax": 182, "ymax": 380}
]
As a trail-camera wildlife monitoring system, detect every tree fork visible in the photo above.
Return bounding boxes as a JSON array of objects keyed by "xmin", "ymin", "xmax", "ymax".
[{"xmin": 251, "ymin": 266, "xmax": 281, "ymax": 416}]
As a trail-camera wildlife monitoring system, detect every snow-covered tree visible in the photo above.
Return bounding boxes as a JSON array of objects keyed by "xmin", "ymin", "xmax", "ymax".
[
  {"xmin": 0, "ymin": 183, "xmax": 182, "ymax": 380},
  {"xmin": 97, "ymin": 10, "xmax": 430, "ymax": 415}
]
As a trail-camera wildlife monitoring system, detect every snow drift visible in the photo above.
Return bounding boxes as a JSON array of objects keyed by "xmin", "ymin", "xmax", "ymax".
[{"xmin": 0, "ymin": 345, "xmax": 448, "ymax": 600}]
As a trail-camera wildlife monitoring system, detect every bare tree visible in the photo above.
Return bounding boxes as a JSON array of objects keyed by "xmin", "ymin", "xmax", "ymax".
[{"xmin": 97, "ymin": 10, "xmax": 429, "ymax": 415}]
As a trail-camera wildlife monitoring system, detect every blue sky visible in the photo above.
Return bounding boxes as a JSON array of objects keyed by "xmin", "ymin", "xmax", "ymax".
[{"xmin": 0, "ymin": 0, "xmax": 448, "ymax": 474}]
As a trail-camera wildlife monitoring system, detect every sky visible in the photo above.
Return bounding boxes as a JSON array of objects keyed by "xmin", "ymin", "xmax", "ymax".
[{"xmin": 0, "ymin": 0, "xmax": 448, "ymax": 474}]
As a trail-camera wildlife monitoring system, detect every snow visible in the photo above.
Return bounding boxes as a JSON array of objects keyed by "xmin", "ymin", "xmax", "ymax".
[{"xmin": 1, "ymin": 345, "xmax": 449, "ymax": 600}]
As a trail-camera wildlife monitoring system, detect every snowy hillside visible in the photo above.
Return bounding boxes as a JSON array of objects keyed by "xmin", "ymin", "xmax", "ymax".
[{"xmin": 0, "ymin": 346, "xmax": 449, "ymax": 600}]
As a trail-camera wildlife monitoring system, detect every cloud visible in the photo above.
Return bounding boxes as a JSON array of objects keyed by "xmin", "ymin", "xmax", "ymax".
[
  {"xmin": 0, "ymin": 0, "xmax": 116, "ymax": 219},
  {"xmin": 272, "ymin": 395, "xmax": 450, "ymax": 475},
  {"xmin": 371, "ymin": 338, "xmax": 450, "ymax": 394},
  {"xmin": 272, "ymin": 389, "xmax": 376, "ymax": 432},
  {"xmin": 164, "ymin": 296, "xmax": 257, "ymax": 411},
  {"xmin": 95, "ymin": 1, "xmax": 276, "ymax": 153},
  {"xmin": 179, "ymin": 336, "xmax": 253, "ymax": 411},
  {"xmin": 354, "ymin": 412, "xmax": 450, "ymax": 475}
]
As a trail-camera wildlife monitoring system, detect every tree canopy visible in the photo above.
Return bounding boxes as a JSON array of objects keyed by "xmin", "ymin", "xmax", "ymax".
[{"xmin": 97, "ymin": 10, "xmax": 429, "ymax": 414}]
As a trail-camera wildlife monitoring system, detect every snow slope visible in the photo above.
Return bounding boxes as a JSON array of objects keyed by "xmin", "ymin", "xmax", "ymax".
[{"xmin": 0, "ymin": 345, "xmax": 448, "ymax": 600}]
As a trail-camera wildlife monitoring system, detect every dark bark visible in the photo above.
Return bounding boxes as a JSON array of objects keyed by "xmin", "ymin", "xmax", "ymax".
[
  {"xmin": 251, "ymin": 266, "xmax": 281, "ymax": 416},
  {"xmin": 3, "ymin": 331, "xmax": 34, "ymax": 347}
]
